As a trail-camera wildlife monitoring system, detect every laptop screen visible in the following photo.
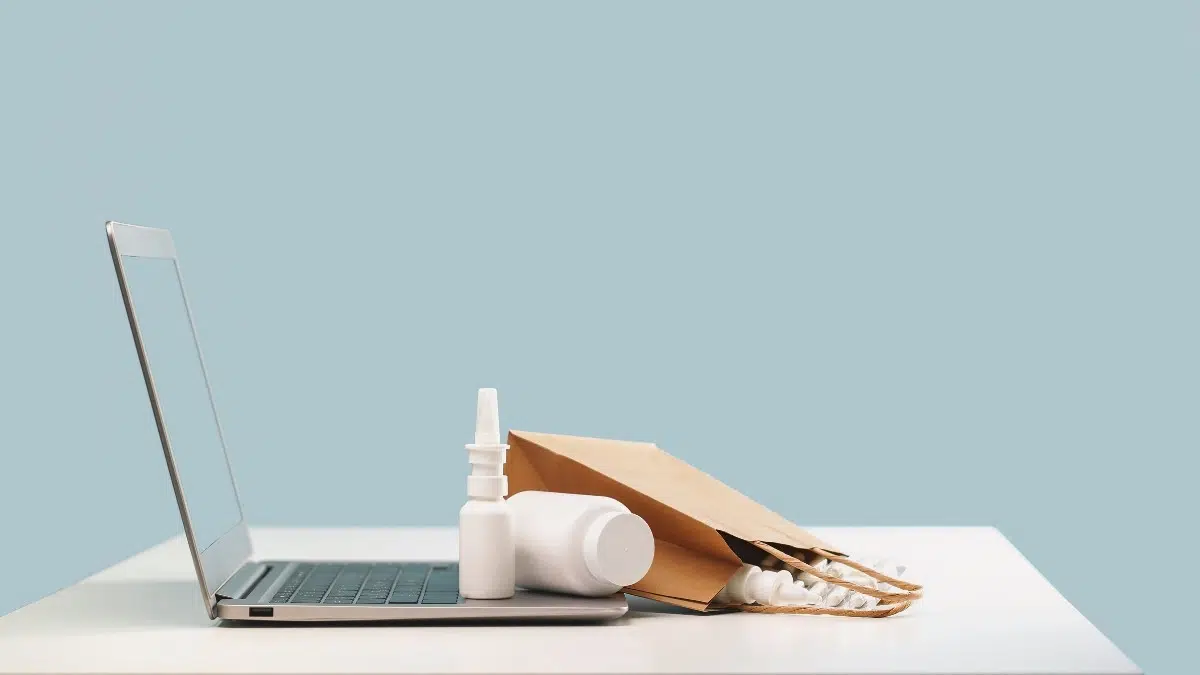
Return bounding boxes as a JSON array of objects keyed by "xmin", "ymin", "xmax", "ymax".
[{"xmin": 121, "ymin": 255, "xmax": 243, "ymax": 552}]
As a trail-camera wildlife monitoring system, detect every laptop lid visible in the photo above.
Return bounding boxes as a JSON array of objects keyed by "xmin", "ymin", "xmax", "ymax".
[{"xmin": 107, "ymin": 221, "xmax": 253, "ymax": 619}]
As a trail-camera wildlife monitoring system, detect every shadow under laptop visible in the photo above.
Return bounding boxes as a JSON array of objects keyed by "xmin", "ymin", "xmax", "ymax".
[{"xmin": 0, "ymin": 579, "xmax": 212, "ymax": 636}]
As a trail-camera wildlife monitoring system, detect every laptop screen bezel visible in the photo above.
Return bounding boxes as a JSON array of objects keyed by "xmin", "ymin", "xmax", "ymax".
[{"xmin": 107, "ymin": 221, "xmax": 253, "ymax": 620}]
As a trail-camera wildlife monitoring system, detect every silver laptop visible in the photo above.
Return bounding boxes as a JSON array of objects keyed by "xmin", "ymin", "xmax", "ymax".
[{"xmin": 105, "ymin": 221, "xmax": 628, "ymax": 623}]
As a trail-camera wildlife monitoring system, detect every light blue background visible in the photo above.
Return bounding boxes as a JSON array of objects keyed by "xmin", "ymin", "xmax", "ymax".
[{"xmin": 0, "ymin": 1, "xmax": 1195, "ymax": 673}]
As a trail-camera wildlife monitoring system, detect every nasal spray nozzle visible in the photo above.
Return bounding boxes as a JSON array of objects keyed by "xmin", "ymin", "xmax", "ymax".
[
  {"xmin": 473, "ymin": 388, "xmax": 502, "ymax": 445},
  {"xmin": 466, "ymin": 388, "xmax": 508, "ymax": 497},
  {"xmin": 458, "ymin": 388, "xmax": 516, "ymax": 599}
]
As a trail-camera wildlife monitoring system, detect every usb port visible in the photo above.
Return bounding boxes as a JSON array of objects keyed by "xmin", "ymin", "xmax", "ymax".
[{"xmin": 249, "ymin": 607, "xmax": 274, "ymax": 618}]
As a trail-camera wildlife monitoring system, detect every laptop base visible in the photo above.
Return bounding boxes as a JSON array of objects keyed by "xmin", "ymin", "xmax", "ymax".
[{"xmin": 214, "ymin": 559, "xmax": 629, "ymax": 622}]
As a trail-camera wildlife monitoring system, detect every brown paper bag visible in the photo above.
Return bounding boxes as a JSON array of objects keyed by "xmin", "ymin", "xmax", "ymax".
[{"xmin": 505, "ymin": 430, "xmax": 922, "ymax": 617}]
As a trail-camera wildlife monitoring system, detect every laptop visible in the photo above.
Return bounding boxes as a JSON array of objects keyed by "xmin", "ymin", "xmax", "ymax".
[{"xmin": 105, "ymin": 221, "xmax": 628, "ymax": 623}]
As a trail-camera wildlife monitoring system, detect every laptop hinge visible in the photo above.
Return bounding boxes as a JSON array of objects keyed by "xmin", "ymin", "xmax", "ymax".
[{"xmin": 215, "ymin": 562, "xmax": 271, "ymax": 600}]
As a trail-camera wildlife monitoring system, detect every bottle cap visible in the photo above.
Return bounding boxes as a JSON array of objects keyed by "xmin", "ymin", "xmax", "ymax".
[
  {"xmin": 581, "ymin": 511, "xmax": 654, "ymax": 588},
  {"xmin": 467, "ymin": 475, "xmax": 507, "ymax": 500},
  {"xmin": 748, "ymin": 568, "xmax": 785, "ymax": 604},
  {"xmin": 825, "ymin": 585, "xmax": 849, "ymax": 607},
  {"xmin": 776, "ymin": 579, "xmax": 818, "ymax": 606},
  {"xmin": 467, "ymin": 446, "xmax": 506, "ymax": 466}
]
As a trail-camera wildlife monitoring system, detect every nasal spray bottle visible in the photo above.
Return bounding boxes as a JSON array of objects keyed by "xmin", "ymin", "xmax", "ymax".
[{"xmin": 458, "ymin": 388, "xmax": 516, "ymax": 599}]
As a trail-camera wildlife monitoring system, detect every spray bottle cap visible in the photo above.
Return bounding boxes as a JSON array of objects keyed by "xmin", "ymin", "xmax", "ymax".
[
  {"xmin": 748, "ymin": 567, "xmax": 786, "ymax": 604},
  {"xmin": 777, "ymin": 579, "xmax": 819, "ymax": 606},
  {"xmin": 474, "ymin": 388, "xmax": 503, "ymax": 447},
  {"xmin": 466, "ymin": 388, "xmax": 507, "ymax": 500}
]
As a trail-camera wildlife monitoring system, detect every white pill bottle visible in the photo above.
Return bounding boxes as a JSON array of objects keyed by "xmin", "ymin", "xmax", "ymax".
[{"xmin": 505, "ymin": 491, "xmax": 655, "ymax": 597}]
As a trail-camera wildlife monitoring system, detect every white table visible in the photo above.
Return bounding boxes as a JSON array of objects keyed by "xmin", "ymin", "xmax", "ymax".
[{"xmin": 0, "ymin": 527, "xmax": 1139, "ymax": 675}]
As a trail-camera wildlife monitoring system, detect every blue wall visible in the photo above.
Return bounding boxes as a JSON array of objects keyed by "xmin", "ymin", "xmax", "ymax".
[{"xmin": 1, "ymin": 2, "xmax": 1195, "ymax": 672}]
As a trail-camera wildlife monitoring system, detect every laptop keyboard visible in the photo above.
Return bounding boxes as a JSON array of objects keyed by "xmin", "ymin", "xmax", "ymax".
[{"xmin": 269, "ymin": 563, "xmax": 461, "ymax": 605}]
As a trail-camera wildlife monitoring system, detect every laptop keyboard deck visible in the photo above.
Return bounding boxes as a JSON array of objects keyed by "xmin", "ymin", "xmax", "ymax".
[{"xmin": 270, "ymin": 562, "xmax": 461, "ymax": 605}]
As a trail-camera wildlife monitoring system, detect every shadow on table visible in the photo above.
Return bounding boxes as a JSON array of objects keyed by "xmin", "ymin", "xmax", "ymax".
[
  {"xmin": 624, "ymin": 595, "xmax": 710, "ymax": 617},
  {"xmin": 0, "ymin": 580, "xmax": 211, "ymax": 636}
]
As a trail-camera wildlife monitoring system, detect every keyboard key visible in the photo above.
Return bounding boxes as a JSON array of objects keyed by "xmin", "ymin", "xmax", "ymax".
[
  {"xmin": 267, "ymin": 563, "xmax": 405, "ymax": 604},
  {"xmin": 421, "ymin": 593, "xmax": 459, "ymax": 604},
  {"xmin": 388, "ymin": 594, "xmax": 420, "ymax": 604}
]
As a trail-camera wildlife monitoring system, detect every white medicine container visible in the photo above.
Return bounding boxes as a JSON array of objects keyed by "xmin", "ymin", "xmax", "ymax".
[{"xmin": 505, "ymin": 491, "xmax": 655, "ymax": 597}]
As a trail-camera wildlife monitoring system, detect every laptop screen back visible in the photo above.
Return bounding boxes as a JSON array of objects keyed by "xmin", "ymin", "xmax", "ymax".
[{"xmin": 120, "ymin": 255, "xmax": 243, "ymax": 552}]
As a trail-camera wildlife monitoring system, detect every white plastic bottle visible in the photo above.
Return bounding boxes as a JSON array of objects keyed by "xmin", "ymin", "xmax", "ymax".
[
  {"xmin": 505, "ymin": 491, "xmax": 655, "ymax": 597},
  {"xmin": 458, "ymin": 388, "xmax": 516, "ymax": 599},
  {"xmin": 715, "ymin": 564, "xmax": 819, "ymax": 606}
]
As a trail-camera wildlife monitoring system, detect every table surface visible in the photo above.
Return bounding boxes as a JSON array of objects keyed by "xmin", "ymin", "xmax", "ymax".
[{"xmin": 0, "ymin": 527, "xmax": 1138, "ymax": 675}]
